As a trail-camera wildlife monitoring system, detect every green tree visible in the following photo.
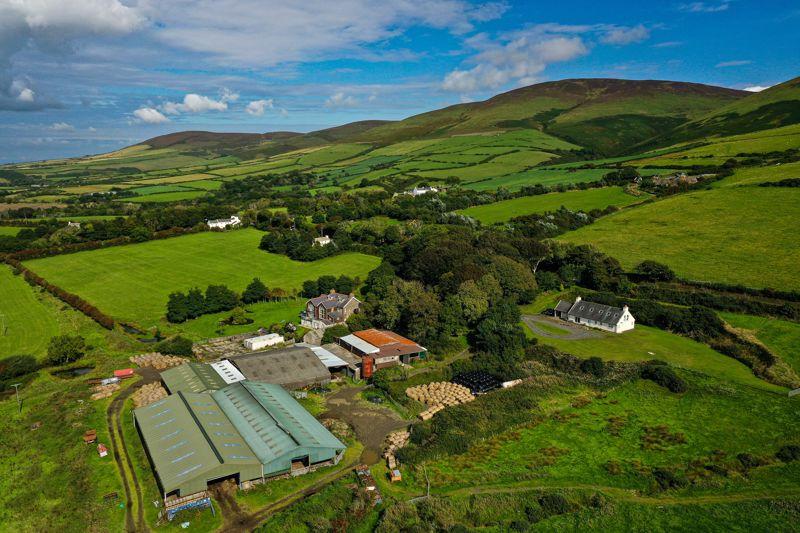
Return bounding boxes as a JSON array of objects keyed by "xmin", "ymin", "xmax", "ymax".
[
  {"xmin": 317, "ymin": 275, "xmax": 338, "ymax": 294},
  {"xmin": 322, "ymin": 324, "xmax": 349, "ymax": 344},
  {"xmin": 488, "ymin": 255, "xmax": 538, "ymax": 302},
  {"xmin": 166, "ymin": 291, "xmax": 189, "ymax": 323},
  {"xmin": 205, "ymin": 284, "xmax": 239, "ymax": 313},
  {"xmin": 155, "ymin": 336, "xmax": 194, "ymax": 356},
  {"xmin": 301, "ymin": 279, "xmax": 320, "ymax": 298},
  {"xmin": 186, "ymin": 287, "xmax": 206, "ymax": 318},
  {"xmin": 242, "ymin": 277, "xmax": 269, "ymax": 303},
  {"xmin": 47, "ymin": 335, "xmax": 86, "ymax": 366},
  {"xmin": 634, "ymin": 260, "xmax": 676, "ymax": 282},
  {"xmin": 335, "ymin": 275, "xmax": 355, "ymax": 294}
]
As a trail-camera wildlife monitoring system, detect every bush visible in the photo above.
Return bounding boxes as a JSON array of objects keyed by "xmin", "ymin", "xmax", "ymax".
[
  {"xmin": 634, "ymin": 260, "xmax": 676, "ymax": 282},
  {"xmin": 652, "ymin": 467, "xmax": 688, "ymax": 490},
  {"xmin": 538, "ymin": 493, "xmax": 570, "ymax": 516},
  {"xmin": 47, "ymin": 335, "xmax": 86, "ymax": 366},
  {"xmin": 776, "ymin": 445, "xmax": 800, "ymax": 463},
  {"xmin": 640, "ymin": 363, "xmax": 688, "ymax": 393},
  {"xmin": 579, "ymin": 356, "xmax": 606, "ymax": 377},
  {"xmin": 0, "ymin": 355, "xmax": 38, "ymax": 387},
  {"xmin": 155, "ymin": 336, "xmax": 194, "ymax": 356},
  {"xmin": 322, "ymin": 324, "xmax": 349, "ymax": 344}
]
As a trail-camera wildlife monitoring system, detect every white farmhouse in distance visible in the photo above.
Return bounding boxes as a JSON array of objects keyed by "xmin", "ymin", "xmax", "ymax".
[
  {"xmin": 313, "ymin": 235, "xmax": 333, "ymax": 246},
  {"xmin": 408, "ymin": 186, "xmax": 438, "ymax": 196},
  {"xmin": 554, "ymin": 296, "xmax": 635, "ymax": 334},
  {"xmin": 207, "ymin": 215, "xmax": 241, "ymax": 229}
]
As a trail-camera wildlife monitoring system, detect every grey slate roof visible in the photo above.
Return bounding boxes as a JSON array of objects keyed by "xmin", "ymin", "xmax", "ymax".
[
  {"xmin": 308, "ymin": 293, "xmax": 358, "ymax": 310},
  {"xmin": 554, "ymin": 300, "xmax": 573, "ymax": 314},
  {"xmin": 566, "ymin": 300, "xmax": 625, "ymax": 326},
  {"xmin": 229, "ymin": 346, "xmax": 331, "ymax": 389}
]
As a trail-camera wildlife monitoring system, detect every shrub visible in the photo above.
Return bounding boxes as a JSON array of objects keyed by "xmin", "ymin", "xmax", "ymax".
[
  {"xmin": 634, "ymin": 260, "xmax": 676, "ymax": 282},
  {"xmin": 0, "ymin": 355, "xmax": 38, "ymax": 387},
  {"xmin": 322, "ymin": 324, "xmax": 349, "ymax": 344},
  {"xmin": 736, "ymin": 453, "xmax": 768, "ymax": 469},
  {"xmin": 640, "ymin": 363, "xmax": 688, "ymax": 393},
  {"xmin": 538, "ymin": 493, "xmax": 570, "ymax": 516},
  {"xmin": 776, "ymin": 445, "xmax": 800, "ymax": 463},
  {"xmin": 155, "ymin": 336, "xmax": 194, "ymax": 356},
  {"xmin": 580, "ymin": 356, "xmax": 606, "ymax": 377},
  {"xmin": 652, "ymin": 467, "xmax": 688, "ymax": 490},
  {"xmin": 47, "ymin": 335, "xmax": 86, "ymax": 366}
]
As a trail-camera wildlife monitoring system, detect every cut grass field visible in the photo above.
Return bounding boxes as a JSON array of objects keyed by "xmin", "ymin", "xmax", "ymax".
[
  {"xmin": 721, "ymin": 313, "xmax": 800, "ymax": 376},
  {"xmin": 23, "ymin": 229, "xmax": 381, "ymax": 327},
  {"xmin": 558, "ymin": 187, "xmax": 800, "ymax": 291},
  {"xmin": 0, "ymin": 225, "xmax": 22, "ymax": 236},
  {"xmin": 525, "ymin": 321, "xmax": 779, "ymax": 391},
  {"xmin": 457, "ymin": 187, "xmax": 646, "ymax": 224},
  {"xmin": 119, "ymin": 189, "xmax": 208, "ymax": 203},
  {"xmin": 168, "ymin": 299, "xmax": 305, "ymax": 341}
]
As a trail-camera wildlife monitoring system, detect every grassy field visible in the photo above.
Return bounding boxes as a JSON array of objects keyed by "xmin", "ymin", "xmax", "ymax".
[
  {"xmin": 23, "ymin": 229, "xmax": 380, "ymax": 327},
  {"xmin": 0, "ymin": 265, "xmax": 62, "ymax": 357},
  {"xmin": 168, "ymin": 298, "xmax": 305, "ymax": 340},
  {"xmin": 416, "ymin": 370, "xmax": 799, "ymax": 493},
  {"xmin": 120, "ymin": 190, "xmax": 208, "ymax": 203},
  {"xmin": 457, "ymin": 187, "xmax": 645, "ymax": 224},
  {"xmin": 559, "ymin": 187, "xmax": 800, "ymax": 291},
  {"xmin": 722, "ymin": 313, "xmax": 800, "ymax": 376},
  {"xmin": 0, "ymin": 226, "xmax": 23, "ymax": 236}
]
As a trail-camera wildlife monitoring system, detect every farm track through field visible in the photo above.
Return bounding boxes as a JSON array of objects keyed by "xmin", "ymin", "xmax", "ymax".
[
  {"xmin": 107, "ymin": 369, "xmax": 159, "ymax": 532},
  {"xmin": 523, "ymin": 315, "xmax": 601, "ymax": 340}
]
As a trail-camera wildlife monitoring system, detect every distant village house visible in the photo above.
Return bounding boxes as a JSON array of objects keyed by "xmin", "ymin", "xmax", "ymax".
[
  {"xmin": 554, "ymin": 296, "xmax": 635, "ymax": 334},
  {"xmin": 408, "ymin": 185, "xmax": 438, "ymax": 196},
  {"xmin": 313, "ymin": 235, "xmax": 333, "ymax": 246}
]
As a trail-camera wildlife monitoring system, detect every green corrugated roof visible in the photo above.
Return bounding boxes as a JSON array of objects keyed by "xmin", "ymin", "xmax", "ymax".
[
  {"xmin": 213, "ymin": 382, "xmax": 345, "ymax": 466},
  {"xmin": 161, "ymin": 362, "xmax": 228, "ymax": 394}
]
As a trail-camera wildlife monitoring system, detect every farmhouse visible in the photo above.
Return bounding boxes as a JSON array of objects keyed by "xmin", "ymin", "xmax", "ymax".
[
  {"xmin": 408, "ymin": 186, "xmax": 438, "ymax": 196},
  {"xmin": 313, "ymin": 235, "xmax": 333, "ymax": 246},
  {"xmin": 301, "ymin": 290, "xmax": 361, "ymax": 329},
  {"xmin": 337, "ymin": 329, "xmax": 427, "ymax": 378},
  {"xmin": 554, "ymin": 296, "xmax": 635, "ymax": 333},
  {"xmin": 229, "ymin": 345, "xmax": 332, "ymax": 389},
  {"xmin": 134, "ymin": 381, "xmax": 345, "ymax": 502},
  {"xmin": 206, "ymin": 215, "xmax": 241, "ymax": 229}
]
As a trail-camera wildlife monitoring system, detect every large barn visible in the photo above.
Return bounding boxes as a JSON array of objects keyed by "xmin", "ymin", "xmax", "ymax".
[
  {"xmin": 134, "ymin": 381, "xmax": 345, "ymax": 500},
  {"xmin": 229, "ymin": 346, "xmax": 331, "ymax": 389}
]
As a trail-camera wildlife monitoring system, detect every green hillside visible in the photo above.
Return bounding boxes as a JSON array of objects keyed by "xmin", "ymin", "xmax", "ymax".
[{"xmin": 645, "ymin": 76, "xmax": 800, "ymax": 148}]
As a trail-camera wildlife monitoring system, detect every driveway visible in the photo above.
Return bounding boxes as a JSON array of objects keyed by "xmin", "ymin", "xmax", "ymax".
[{"xmin": 522, "ymin": 315, "xmax": 602, "ymax": 340}]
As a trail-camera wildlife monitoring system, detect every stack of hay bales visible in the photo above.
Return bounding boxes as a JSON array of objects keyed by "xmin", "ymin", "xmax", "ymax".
[
  {"xmin": 405, "ymin": 382, "xmax": 475, "ymax": 420},
  {"xmin": 129, "ymin": 352, "xmax": 187, "ymax": 370},
  {"xmin": 132, "ymin": 383, "xmax": 168, "ymax": 408},
  {"xmin": 383, "ymin": 430, "xmax": 411, "ymax": 469},
  {"xmin": 90, "ymin": 383, "xmax": 120, "ymax": 401}
]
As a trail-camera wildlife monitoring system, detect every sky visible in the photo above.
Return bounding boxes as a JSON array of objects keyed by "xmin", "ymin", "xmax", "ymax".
[{"xmin": 0, "ymin": 0, "xmax": 798, "ymax": 163}]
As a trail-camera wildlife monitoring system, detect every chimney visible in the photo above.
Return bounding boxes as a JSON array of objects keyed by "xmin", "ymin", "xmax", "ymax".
[
  {"xmin": 575, "ymin": 296, "xmax": 582, "ymax": 303},
  {"xmin": 349, "ymin": 292, "xmax": 355, "ymax": 297},
  {"xmin": 623, "ymin": 305, "xmax": 629, "ymax": 313},
  {"xmin": 330, "ymin": 288, "xmax": 336, "ymax": 294}
]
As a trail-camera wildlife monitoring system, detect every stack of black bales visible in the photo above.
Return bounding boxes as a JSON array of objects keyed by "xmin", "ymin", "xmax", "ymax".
[{"xmin": 452, "ymin": 371, "xmax": 501, "ymax": 394}]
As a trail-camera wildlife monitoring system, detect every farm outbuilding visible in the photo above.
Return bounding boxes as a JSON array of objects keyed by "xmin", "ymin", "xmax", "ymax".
[
  {"xmin": 160, "ymin": 362, "xmax": 229, "ymax": 394},
  {"xmin": 229, "ymin": 346, "xmax": 331, "ymax": 389},
  {"xmin": 134, "ymin": 381, "xmax": 345, "ymax": 499}
]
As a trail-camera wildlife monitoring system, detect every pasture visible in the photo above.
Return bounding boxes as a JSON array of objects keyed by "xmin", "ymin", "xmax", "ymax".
[
  {"xmin": 558, "ymin": 187, "xmax": 800, "ymax": 291},
  {"xmin": 119, "ymin": 190, "xmax": 208, "ymax": 203},
  {"xmin": 0, "ymin": 226, "xmax": 23, "ymax": 236},
  {"xmin": 23, "ymin": 229, "xmax": 381, "ymax": 327},
  {"xmin": 168, "ymin": 299, "xmax": 305, "ymax": 340},
  {"xmin": 722, "ymin": 313, "xmax": 800, "ymax": 376},
  {"xmin": 457, "ymin": 187, "xmax": 645, "ymax": 224},
  {"xmin": 524, "ymin": 320, "xmax": 776, "ymax": 390}
]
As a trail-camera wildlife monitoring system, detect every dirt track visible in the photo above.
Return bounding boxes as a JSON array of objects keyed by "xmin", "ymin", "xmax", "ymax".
[
  {"xmin": 523, "ymin": 315, "xmax": 602, "ymax": 340},
  {"xmin": 321, "ymin": 386, "xmax": 408, "ymax": 464}
]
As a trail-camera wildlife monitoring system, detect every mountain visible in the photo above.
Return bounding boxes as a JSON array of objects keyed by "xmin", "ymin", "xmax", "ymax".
[
  {"xmin": 349, "ymin": 79, "xmax": 746, "ymax": 154},
  {"xmin": 644, "ymin": 76, "xmax": 800, "ymax": 148}
]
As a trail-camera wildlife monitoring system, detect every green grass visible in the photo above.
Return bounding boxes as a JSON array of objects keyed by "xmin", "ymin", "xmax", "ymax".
[
  {"xmin": 0, "ymin": 226, "xmax": 23, "ymax": 236},
  {"xmin": 559, "ymin": 187, "xmax": 800, "ymax": 291},
  {"xmin": 713, "ymin": 160, "xmax": 800, "ymax": 188},
  {"xmin": 0, "ymin": 265, "xmax": 61, "ymax": 357},
  {"xmin": 128, "ymin": 184, "xmax": 192, "ymax": 195},
  {"xmin": 721, "ymin": 313, "xmax": 800, "ymax": 376},
  {"xmin": 419, "ymin": 371, "xmax": 798, "ymax": 493},
  {"xmin": 528, "ymin": 323, "xmax": 780, "ymax": 391},
  {"xmin": 168, "ymin": 299, "xmax": 305, "ymax": 341},
  {"xmin": 462, "ymin": 167, "xmax": 610, "ymax": 191},
  {"xmin": 457, "ymin": 187, "xmax": 645, "ymax": 224},
  {"xmin": 23, "ymin": 229, "xmax": 380, "ymax": 327},
  {"xmin": 119, "ymin": 190, "xmax": 208, "ymax": 203}
]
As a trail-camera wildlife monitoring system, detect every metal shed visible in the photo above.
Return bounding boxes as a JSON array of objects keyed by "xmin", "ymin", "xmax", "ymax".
[{"xmin": 161, "ymin": 362, "xmax": 229, "ymax": 394}]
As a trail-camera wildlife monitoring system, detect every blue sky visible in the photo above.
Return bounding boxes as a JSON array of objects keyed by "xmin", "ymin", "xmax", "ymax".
[{"xmin": 0, "ymin": 0, "xmax": 798, "ymax": 163}]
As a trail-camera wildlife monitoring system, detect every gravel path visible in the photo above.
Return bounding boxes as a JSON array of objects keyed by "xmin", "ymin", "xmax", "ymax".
[{"xmin": 522, "ymin": 315, "xmax": 602, "ymax": 340}]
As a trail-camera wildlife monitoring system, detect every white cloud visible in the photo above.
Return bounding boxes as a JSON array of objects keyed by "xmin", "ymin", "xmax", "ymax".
[
  {"xmin": 600, "ymin": 25, "xmax": 650, "ymax": 45},
  {"xmin": 678, "ymin": 2, "xmax": 730, "ymax": 13},
  {"xmin": 653, "ymin": 41, "xmax": 683, "ymax": 48},
  {"xmin": 716, "ymin": 60, "xmax": 752, "ymax": 68},
  {"xmin": 138, "ymin": 1, "xmax": 507, "ymax": 67},
  {"xmin": 0, "ymin": 0, "xmax": 144, "ymax": 110},
  {"xmin": 48, "ymin": 122, "xmax": 75, "ymax": 131},
  {"xmin": 132, "ymin": 106, "xmax": 170, "ymax": 124},
  {"xmin": 161, "ymin": 93, "xmax": 229, "ymax": 114},
  {"xmin": 442, "ymin": 26, "xmax": 590, "ymax": 92},
  {"xmin": 246, "ymin": 98, "xmax": 274, "ymax": 116},
  {"xmin": 325, "ymin": 92, "xmax": 359, "ymax": 108},
  {"xmin": 744, "ymin": 85, "xmax": 771, "ymax": 92}
]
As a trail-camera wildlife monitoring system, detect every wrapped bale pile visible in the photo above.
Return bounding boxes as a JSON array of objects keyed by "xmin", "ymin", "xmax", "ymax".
[
  {"xmin": 129, "ymin": 352, "xmax": 187, "ymax": 370},
  {"xmin": 384, "ymin": 429, "xmax": 411, "ymax": 470},
  {"xmin": 132, "ymin": 382, "xmax": 168, "ymax": 408},
  {"xmin": 405, "ymin": 382, "xmax": 475, "ymax": 420}
]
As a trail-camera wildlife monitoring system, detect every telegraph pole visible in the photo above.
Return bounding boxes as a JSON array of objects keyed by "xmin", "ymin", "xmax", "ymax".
[{"xmin": 11, "ymin": 383, "xmax": 22, "ymax": 413}]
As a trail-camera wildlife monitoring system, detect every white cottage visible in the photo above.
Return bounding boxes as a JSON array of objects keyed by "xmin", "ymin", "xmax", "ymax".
[
  {"xmin": 554, "ymin": 296, "xmax": 635, "ymax": 334},
  {"xmin": 313, "ymin": 235, "xmax": 333, "ymax": 247},
  {"xmin": 207, "ymin": 215, "xmax": 241, "ymax": 229}
]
